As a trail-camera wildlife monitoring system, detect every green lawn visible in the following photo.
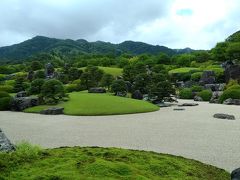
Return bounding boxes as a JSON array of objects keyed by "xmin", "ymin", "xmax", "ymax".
[
  {"xmin": 24, "ymin": 92, "xmax": 159, "ymax": 116},
  {"xmin": 169, "ymin": 67, "xmax": 200, "ymax": 74},
  {"xmin": 0, "ymin": 143, "xmax": 229, "ymax": 180},
  {"xmin": 80, "ymin": 66, "xmax": 123, "ymax": 77}
]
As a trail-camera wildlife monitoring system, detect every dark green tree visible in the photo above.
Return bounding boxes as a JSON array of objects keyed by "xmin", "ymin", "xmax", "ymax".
[
  {"xmin": 101, "ymin": 74, "xmax": 114, "ymax": 90},
  {"xmin": 111, "ymin": 80, "xmax": 127, "ymax": 95},
  {"xmin": 31, "ymin": 61, "xmax": 43, "ymax": 71},
  {"xmin": 29, "ymin": 79, "xmax": 45, "ymax": 94}
]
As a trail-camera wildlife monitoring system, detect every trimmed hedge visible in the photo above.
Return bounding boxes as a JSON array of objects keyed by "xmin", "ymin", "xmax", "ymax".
[
  {"xmin": 0, "ymin": 91, "xmax": 12, "ymax": 110},
  {"xmin": 179, "ymin": 88, "xmax": 193, "ymax": 99},
  {"xmin": 197, "ymin": 90, "xmax": 212, "ymax": 101},
  {"xmin": 219, "ymin": 88, "xmax": 240, "ymax": 103},
  {"xmin": 191, "ymin": 72, "xmax": 203, "ymax": 82}
]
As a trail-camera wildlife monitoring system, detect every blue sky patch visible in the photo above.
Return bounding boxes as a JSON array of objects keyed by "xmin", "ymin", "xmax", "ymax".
[{"xmin": 177, "ymin": 9, "xmax": 193, "ymax": 16}]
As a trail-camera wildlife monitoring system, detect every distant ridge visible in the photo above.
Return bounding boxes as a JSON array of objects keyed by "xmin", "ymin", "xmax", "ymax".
[{"xmin": 0, "ymin": 36, "xmax": 194, "ymax": 61}]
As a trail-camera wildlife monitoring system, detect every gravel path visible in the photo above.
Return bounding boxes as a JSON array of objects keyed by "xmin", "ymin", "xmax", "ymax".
[{"xmin": 0, "ymin": 100, "xmax": 239, "ymax": 172}]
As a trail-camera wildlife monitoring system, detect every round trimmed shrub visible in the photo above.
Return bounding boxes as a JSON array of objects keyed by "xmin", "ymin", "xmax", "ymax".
[
  {"xmin": 227, "ymin": 85, "xmax": 240, "ymax": 90},
  {"xmin": 191, "ymin": 72, "xmax": 203, "ymax": 82},
  {"xmin": 179, "ymin": 88, "xmax": 193, "ymax": 99},
  {"xmin": 0, "ymin": 85, "xmax": 14, "ymax": 93},
  {"xmin": 29, "ymin": 79, "xmax": 45, "ymax": 95},
  {"xmin": 219, "ymin": 88, "xmax": 240, "ymax": 103},
  {"xmin": 65, "ymin": 84, "xmax": 78, "ymax": 93},
  {"xmin": 191, "ymin": 85, "xmax": 204, "ymax": 92},
  {"xmin": 197, "ymin": 90, "xmax": 212, "ymax": 101},
  {"xmin": 0, "ymin": 91, "xmax": 12, "ymax": 110}
]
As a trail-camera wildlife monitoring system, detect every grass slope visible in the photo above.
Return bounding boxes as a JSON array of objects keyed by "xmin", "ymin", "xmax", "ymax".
[
  {"xmin": 0, "ymin": 144, "xmax": 230, "ymax": 180},
  {"xmin": 24, "ymin": 92, "xmax": 159, "ymax": 116},
  {"xmin": 80, "ymin": 66, "xmax": 123, "ymax": 77},
  {"xmin": 169, "ymin": 68, "xmax": 200, "ymax": 74}
]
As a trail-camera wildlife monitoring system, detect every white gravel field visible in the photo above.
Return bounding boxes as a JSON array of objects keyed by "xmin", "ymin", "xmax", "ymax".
[{"xmin": 0, "ymin": 100, "xmax": 239, "ymax": 172}]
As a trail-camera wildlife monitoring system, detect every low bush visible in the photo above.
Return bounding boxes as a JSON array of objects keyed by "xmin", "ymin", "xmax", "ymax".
[
  {"xmin": 0, "ymin": 91, "xmax": 12, "ymax": 110},
  {"xmin": 219, "ymin": 88, "xmax": 240, "ymax": 103},
  {"xmin": 0, "ymin": 85, "xmax": 14, "ymax": 93},
  {"xmin": 179, "ymin": 88, "xmax": 193, "ymax": 99},
  {"xmin": 190, "ymin": 72, "xmax": 203, "ymax": 82},
  {"xmin": 65, "ymin": 84, "xmax": 78, "ymax": 93},
  {"xmin": 197, "ymin": 90, "xmax": 212, "ymax": 101},
  {"xmin": 225, "ymin": 79, "xmax": 239, "ymax": 90},
  {"xmin": 191, "ymin": 85, "xmax": 204, "ymax": 92}
]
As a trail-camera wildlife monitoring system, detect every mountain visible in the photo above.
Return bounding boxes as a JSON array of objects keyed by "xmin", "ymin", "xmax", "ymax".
[{"xmin": 0, "ymin": 36, "xmax": 194, "ymax": 61}]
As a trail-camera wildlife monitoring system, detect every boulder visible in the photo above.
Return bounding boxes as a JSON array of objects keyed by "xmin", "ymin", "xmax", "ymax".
[
  {"xmin": 40, "ymin": 107, "xmax": 64, "ymax": 115},
  {"xmin": 157, "ymin": 103, "xmax": 171, "ymax": 107},
  {"xmin": 231, "ymin": 168, "xmax": 240, "ymax": 180},
  {"xmin": 15, "ymin": 91, "xmax": 27, "ymax": 98},
  {"xmin": 225, "ymin": 64, "xmax": 240, "ymax": 83},
  {"xmin": 179, "ymin": 103, "xmax": 199, "ymax": 107},
  {"xmin": 0, "ymin": 128, "xmax": 15, "ymax": 152},
  {"xmin": 11, "ymin": 97, "xmax": 39, "ymax": 111},
  {"xmin": 116, "ymin": 91, "xmax": 127, "ymax": 97},
  {"xmin": 209, "ymin": 91, "xmax": 223, "ymax": 104},
  {"xmin": 200, "ymin": 71, "xmax": 216, "ymax": 85},
  {"xmin": 45, "ymin": 63, "xmax": 55, "ymax": 79},
  {"xmin": 223, "ymin": 98, "xmax": 240, "ymax": 105},
  {"xmin": 132, "ymin": 90, "xmax": 143, "ymax": 100},
  {"xmin": 204, "ymin": 84, "xmax": 225, "ymax": 91},
  {"xmin": 194, "ymin": 96, "xmax": 203, "ymax": 101},
  {"xmin": 213, "ymin": 113, "xmax": 235, "ymax": 120},
  {"xmin": 88, "ymin": 87, "xmax": 106, "ymax": 93}
]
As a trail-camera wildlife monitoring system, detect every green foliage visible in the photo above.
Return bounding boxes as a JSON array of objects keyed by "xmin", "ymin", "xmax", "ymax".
[
  {"xmin": 111, "ymin": 80, "xmax": 127, "ymax": 95},
  {"xmin": 0, "ymin": 85, "xmax": 14, "ymax": 93},
  {"xmin": 155, "ymin": 53, "xmax": 171, "ymax": 64},
  {"xmin": 31, "ymin": 61, "xmax": 43, "ymax": 71},
  {"xmin": 68, "ymin": 67, "xmax": 83, "ymax": 81},
  {"xmin": 211, "ymin": 42, "xmax": 228, "ymax": 62},
  {"xmin": 13, "ymin": 77, "xmax": 25, "ymax": 92},
  {"xmin": 226, "ymin": 42, "xmax": 240, "ymax": 61},
  {"xmin": 29, "ymin": 78, "xmax": 45, "ymax": 94},
  {"xmin": 64, "ymin": 83, "xmax": 78, "ymax": 93},
  {"xmin": 0, "ymin": 91, "xmax": 12, "ymax": 110},
  {"xmin": 34, "ymin": 70, "xmax": 45, "ymax": 79},
  {"xmin": 41, "ymin": 79, "xmax": 65, "ymax": 104},
  {"xmin": 25, "ymin": 92, "xmax": 159, "ymax": 115},
  {"xmin": 219, "ymin": 88, "xmax": 240, "ymax": 103},
  {"xmin": 132, "ymin": 73, "xmax": 151, "ymax": 94},
  {"xmin": 191, "ymin": 72, "xmax": 203, "ymax": 82},
  {"xmin": 101, "ymin": 73, "xmax": 114, "ymax": 90},
  {"xmin": 191, "ymin": 85, "xmax": 204, "ymax": 92},
  {"xmin": 80, "ymin": 66, "xmax": 104, "ymax": 89},
  {"xmin": 169, "ymin": 67, "xmax": 200, "ymax": 74},
  {"xmin": 225, "ymin": 79, "xmax": 239, "ymax": 90},
  {"xmin": 0, "ymin": 146, "xmax": 229, "ymax": 179},
  {"xmin": 175, "ymin": 54, "xmax": 195, "ymax": 66},
  {"xmin": 197, "ymin": 90, "xmax": 212, "ymax": 101},
  {"xmin": 179, "ymin": 88, "xmax": 193, "ymax": 99}
]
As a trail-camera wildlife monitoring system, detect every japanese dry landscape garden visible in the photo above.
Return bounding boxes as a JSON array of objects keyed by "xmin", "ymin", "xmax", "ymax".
[{"xmin": 0, "ymin": 30, "xmax": 240, "ymax": 179}]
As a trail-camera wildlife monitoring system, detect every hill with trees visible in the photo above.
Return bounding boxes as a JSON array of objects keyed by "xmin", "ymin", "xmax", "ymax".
[{"xmin": 0, "ymin": 36, "xmax": 194, "ymax": 62}]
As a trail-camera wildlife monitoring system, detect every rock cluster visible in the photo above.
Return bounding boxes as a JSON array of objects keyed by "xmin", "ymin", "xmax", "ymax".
[
  {"xmin": 223, "ymin": 98, "xmax": 240, "ymax": 105},
  {"xmin": 11, "ymin": 97, "xmax": 39, "ymax": 111}
]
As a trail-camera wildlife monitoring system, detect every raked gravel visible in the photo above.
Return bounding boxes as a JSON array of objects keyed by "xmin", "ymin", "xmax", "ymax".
[{"xmin": 0, "ymin": 100, "xmax": 239, "ymax": 172}]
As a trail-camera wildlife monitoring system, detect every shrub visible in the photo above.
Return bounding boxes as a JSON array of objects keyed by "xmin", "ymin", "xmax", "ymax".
[
  {"xmin": 41, "ymin": 79, "xmax": 65, "ymax": 104},
  {"xmin": 0, "ymin": 91, "xmax": 12, "ymax": 110},
  {"xmin": 191, "ymin": 85, "xmax": 204, "ymax": 92},
  {"xmin": 29, "ymin": 79, "xmax": 45, "ymax": 95},
  {"xmin": 0, "ymin": 85, "xmax": 14, "ymax": 93},
  {"xmin": 191, "ymin": 72, "xmax": 203, "ymax": 82},
  {"xmin": 179, "ymin": 88, "xmax": 193, "ymax": 99},
  {"xmin": 197, "ymin": 90, "xmax": 212, "ymax": 101},
  {"xmin": 225, "ymin": 79, "xmax": 239, "ymax": 90},
  {"xmin": 65, "ymin": 84, "xmax": 78, "ymax": 93},
  {"xmin": 219, "ymin": 84, "xmax": 240, "ymax": 103},
  {"xmin": 111, "ymin": 80, "xmax": 127, "ymax": 95}
]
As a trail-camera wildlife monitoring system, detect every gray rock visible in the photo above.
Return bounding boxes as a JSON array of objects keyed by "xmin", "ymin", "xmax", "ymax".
[
  {"xmin": 88, "ymin": 87, "xmax": 106, "ymax": 93},
  {"xmin": 15, "ymin": 91, "xmax": 27, "ymax": 98},
  {"xmin": 0, "ymin": 128, "xmax": 15, "ymax": 152},
  {"xmin": 200, "ymin": 71, "xmax": 216, "ymax": 85},
  {"xmin": 157, "ymin": 103, "xmax": 171, "ymax": 107},
  {"xmin": 209, "ymin": 91, "xmax": 223, "ymax": 104},
  {"xmin": 204, "ymin": 84, "xmax": 225, "ymax": 91},
  {"xmin": 11, "ymin": 97, "xmax": 39, "ymax": 111},
  {"xmin": 179, "ymin": 103, "xmax": 199, "ymax": 107},
  {"xmin": 213, "ymin": 113, "xmax": 235, "ymax": 120},
  {"xmin": 173, "ymin": 108, "xmax": 185, "ymax": 111},
  {"xmin": 132, "ymin": 90, "xmax": 143, "ymax": 100},
  {"xmin": 194, "ymin": 96, "xmax": 203, "ymax": 101},
  {"xmin": 116, "ymin": 91, "xmax": 127, "ymax": 97},
  {"xmin": 40, "ymin": 107, "xmax": 64, "ymax": 115},
  {"xmin": 224, "ymin": 64, "xmax": 240, "ymax": 83},
  {"xmin": 223, "ymin": 98, "xmax": 240, "ymax": 105},
  {"xmin": 45, "ymin": 63, "xmax": 55, "ymax": 79},
  {"xmin": 231, "ymin": 168, "xmax": 240, "ymax": 180}
]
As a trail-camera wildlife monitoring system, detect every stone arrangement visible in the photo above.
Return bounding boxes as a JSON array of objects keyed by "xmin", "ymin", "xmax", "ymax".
[{"xmin": 0, "ymin": 128, "xmax": 15, "ymax": 152}]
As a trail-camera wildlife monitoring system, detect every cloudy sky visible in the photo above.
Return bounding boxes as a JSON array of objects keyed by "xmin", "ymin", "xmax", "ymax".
[{"xmin": 0, "ymin": 0, "xmax": 239, "ymax": 49}]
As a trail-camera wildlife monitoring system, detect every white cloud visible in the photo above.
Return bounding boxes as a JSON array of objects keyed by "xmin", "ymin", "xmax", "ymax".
[{"xmin": 0, "ymin": 0, "xmax": 239, "ymax": 49}]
